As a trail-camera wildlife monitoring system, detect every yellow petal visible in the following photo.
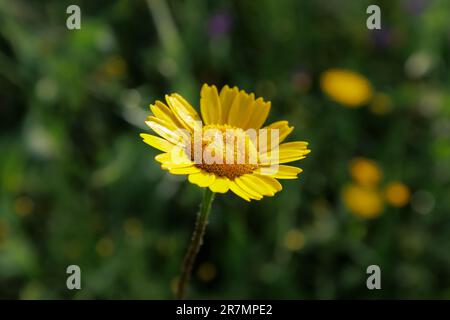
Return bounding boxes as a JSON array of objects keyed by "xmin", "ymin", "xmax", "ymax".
[
  {"xmin": 200, "ymin": 84, "xmax": 221, "ymax": 125},
  {"xmin": 253, "ymin": 174, "xmax": 282, "ymax": 193},
  {"xmin": 155, "ymin": 148, "xmax": 192, "ymax": 167},
  {"xmin": 166, "ymin": 94, "xmax": 202, "ymax": 131},
  {"xmin": 155, "ymin": 152, "xmax": 170, "ymax": 164},
  {"xmin": 260, "ymin": 141, "xmax": 310, "ymax": 164},
  {"xmin": 188, "ymin": 171, "xmax": 216, "ymax": 187},
  {"xmin": 271, "ymin": 121, "xmax": 294, "ymax": 137},
  {"xmin": 256, "ymin": 165, "xmax": 303, "ymax": 179},
  {"xmin": 241, "ymin": 94, "xmax": 256, "ymax": 129},
  {"xmin": 246, "ymin": 98, "xmax": 271, "ymax": 129},
  {"xmin": 229, "ymin": 181, "xmax": 251, "ymax": 202},
  {"xmin": 169, "ymin": 166, "xmax": 201, "ymax": 175},
  {"xmin": 209, "ymin": 177, "xmax": 230, "ymax": 193},
  {"xmin": 150, "ymin": 101, "xmax": 187, "ymax": 131},
  {"xmin": 161, "ymin": 162, "xmax": 193, "ymax": 169},
  {"xmin": 234, "ymin": 176, "xmax": 264, "ymax": 200},
  {"xmin": 145, "ymin": 116, "xmax": 187, "ymax": 145},
  {"xmin": 278, "ymin": 141, "xmax": 309, "ymax": 152},
  {"xmin": 257, "ymin": 121, "xmax": 293, "ymax": 153},
  {"xmin": 239, "ymin": 174, "xmax": 274, "ymax": 196},
  {"xmin": 278, "ymin": 142, "xmax": 310, "ymax": 163},
  {"xmin": 140, "ymin": 133, "xmax": 174, "ymax": 153},
  {"xmin": 219, "ymin": 85, "xmax": 239, "ymax": 124},
  {"xmin": 227, "ymin": 91, "xmax": 254, "ymax": 128}
]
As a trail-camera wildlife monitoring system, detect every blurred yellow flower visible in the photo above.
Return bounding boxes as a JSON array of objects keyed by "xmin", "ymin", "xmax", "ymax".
[
  {"xmin": 0, "ymin": 221, "xmax": 8, "ymax": 248},
  {"xmin": 197, "ymin": 262, "xmax": 217, "ymax": 282},
  {"xmin": 385, "ymin": 181, "xmax": 411, "ymax": 207},
  {"xmin": 342, "ymin": 184, "xmax": 383, "ymax": 219},
  {"xmin": 283, "ymin": 229, "xmax": 305, "ymax": 251},
  {"xmin": 123, "ymin": 217, "xmax": 143, "ymax": 238},
  {"xmin": 170, "ymin": 277, "xmax": 179, "ymax": 295},
  {"xmin": 320, "ymin": 69, "xmax": 373, "ymax": 107},
  {"xmin": 96, "ymin": 237, "xmax": 115, "ymax": 257},
  {"xmin": 349, "ymin": 157, "xmax": 382, "ymax": 187},
  {"xmin": 103, "ymin": 55, "xmax": 127, "ymax": 77},
  {"xmin": 14, "ymin": 196, "xmax": 34, "ymax": 217}
]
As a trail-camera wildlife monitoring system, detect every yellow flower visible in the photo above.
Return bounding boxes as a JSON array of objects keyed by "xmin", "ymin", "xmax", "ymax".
[
  {"xmin": 197, "ymin": 262, "xmax": 217, "ymax": 282},
  {"xmin": 0, "ymin": 220, "xmax": 8, "ymax": 248},
  {"xmin": 342, "ymin": 184, "xmax": 383, "ymax": 219},
  {"xmin": 103, "ymin": 55, "xmax": 126, "ymax": 77},
  {"xmin": 96, "ymin": 237, "xmax": 114, "ymax": 257},
  {"xmin": 385, "ymin": 181, "xmax": 411, "ymax": 207},
  {"xmin": 14, "ymin": 196, "xmax": 34, "ymax": 217},
  {"xmin": 320, "ymin": 69, "xmax": 373, "ymax": 107},
  {"xmin": 141, "ymin": 84, "xmax": 310, "ymax": 201},
  {"xmin": 123, "ymin": 217, "xmax": 143, "ymax": 238},
  {"xmin": 349, "ymin": 157, "xmax": 382, "ymax": 187},
  {"xmin": 283, "ymin": 229, "xmax": 305, "ymax": 251}
]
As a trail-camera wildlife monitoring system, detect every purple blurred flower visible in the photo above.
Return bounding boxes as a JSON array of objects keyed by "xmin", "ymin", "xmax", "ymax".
[
  {"xmin": 403, "ymin": 0, "xmax": 430, "ymax": 16},
  {"xmin": 207, "ymin": 11, "xmax": 233, "ymax": 39},
  {"xmin": 370, "ymin": 28, "xmax": 393, "ymax": 48}
]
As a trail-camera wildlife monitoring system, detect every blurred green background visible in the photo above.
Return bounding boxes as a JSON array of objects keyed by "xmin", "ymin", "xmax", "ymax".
[{"xmin": 1, "ymin": 0, "xmax": 449, "ymax": 299}]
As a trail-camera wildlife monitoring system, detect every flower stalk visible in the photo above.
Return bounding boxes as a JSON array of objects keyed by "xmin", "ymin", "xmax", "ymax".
[{"xmin": 176, "ymin": 188, "xmax": 215, "ymax": 299}]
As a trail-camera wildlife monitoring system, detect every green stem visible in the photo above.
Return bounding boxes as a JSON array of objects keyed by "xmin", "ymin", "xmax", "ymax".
[{"xmin": 176, "ymin": 188, "xmax": 215, "ymax": 299}]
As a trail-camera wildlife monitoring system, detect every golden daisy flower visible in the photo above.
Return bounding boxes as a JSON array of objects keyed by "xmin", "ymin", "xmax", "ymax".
[
  {"xmin": 197, "ymin": 262, "xmax": 217, "ymax": 282},
  {"xmin": 320, "ymin": 69, "xmax": 373, "ymax": 107},
  {"xmin": 342, "ymin": 184, "xmax": 383, "ymax": 219},
  {"xmin": 283, "ymin": 228, "xmax": 305, "ymax": 251},
  {"xmin": 349, "ymin": 157, "xmax": 382, "ymax": 188},
  {"xmin": 140, "ymin": 84, "xmax": 310, "ymax": 201},
  {"xmin": 385, "ymin": 181, "xmax": 411, "ymax": 207}
]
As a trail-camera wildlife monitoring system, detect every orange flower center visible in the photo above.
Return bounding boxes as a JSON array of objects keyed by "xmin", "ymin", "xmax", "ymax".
[{"xmin": 187, "ymin": 125, "xmax": 258, "ymax": 179}]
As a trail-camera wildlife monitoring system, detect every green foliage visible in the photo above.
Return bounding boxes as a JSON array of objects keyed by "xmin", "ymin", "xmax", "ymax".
[{"xmin": 0, "ymin": 0, "xmax": 449, "ymax": 299}]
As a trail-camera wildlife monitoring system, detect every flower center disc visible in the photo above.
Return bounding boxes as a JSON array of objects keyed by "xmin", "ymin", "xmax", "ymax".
[{"xmin": 188, "ymin": 125, "xmax": 258, "ymax": 179}]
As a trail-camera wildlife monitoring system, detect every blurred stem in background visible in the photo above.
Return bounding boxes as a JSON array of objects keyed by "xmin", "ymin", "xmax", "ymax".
[
  {"xmin": 146, "ymin": 0, "xmax": 196, "ymax": 98},
  {"xmin": 176, "ymin": 189, "xmax": 215, "ymax": 299}
]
